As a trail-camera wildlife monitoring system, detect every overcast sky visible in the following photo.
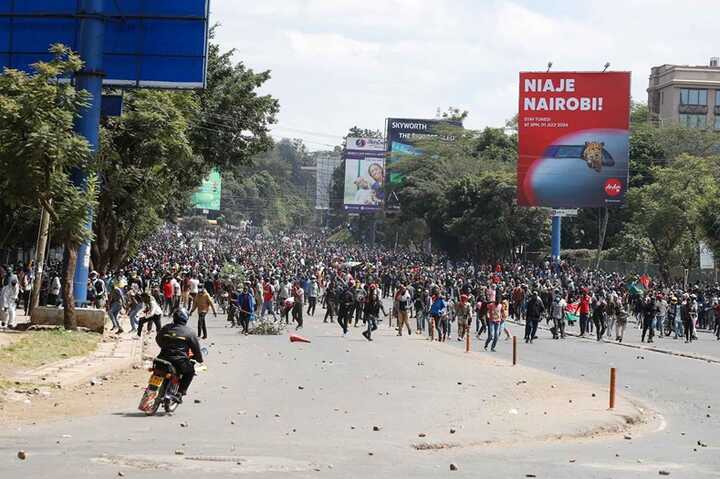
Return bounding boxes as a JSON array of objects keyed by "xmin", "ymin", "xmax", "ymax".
[{"xmin": 210, "ymin": 0, "xmax": 719, "ymax": 150}]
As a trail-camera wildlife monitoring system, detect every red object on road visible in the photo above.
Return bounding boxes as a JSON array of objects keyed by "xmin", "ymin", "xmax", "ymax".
[{"xmin": 290, "ymin": 334, "xmax": 311, "ymax": 344}]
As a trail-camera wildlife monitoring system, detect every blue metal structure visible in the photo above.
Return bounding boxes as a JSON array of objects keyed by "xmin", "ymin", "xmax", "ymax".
[
  {"xmin": 551, "ymin": 215, "xmax": 561, "ymax": 261},
  {"xmin": 0, "ymin": 0, "xmax": 209, "ymax": 88},
  {"xmin": 71, "ymin": 0, "xmax": 105, "ymax": 306},
  {"xmin": 0, "ymin": 0, "xmax": 209, "ymax": 305}
]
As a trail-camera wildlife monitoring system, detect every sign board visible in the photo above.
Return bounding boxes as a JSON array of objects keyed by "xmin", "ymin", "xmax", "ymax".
[
  {"xmin": 551, "ymin": 208, "xmax": 578, "ymax": 217},
  {"xmin": 192, "ymin": 169, "xmax": 222, "ymax": 211},
  {"xmin": 385, "ymin": 118, "xmax": 462, "ymax": 185},
  {"xmin": 343, "ymin": 137, "xmax": 386, "ymax": 212},
  {"xmin": 699, "ymin": 241, "xmax": 715, "ymax": 270},
  {"xmin": 518, "ymin": 72, "xmax": 631, "ymax": 208},
  {"xmin": 0, "ymin": 1, "xmax": 210, "ymax": 89}
]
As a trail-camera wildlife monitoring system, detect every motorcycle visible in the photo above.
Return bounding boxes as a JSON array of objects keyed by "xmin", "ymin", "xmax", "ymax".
[{"xmin": 138, "ymin": 348, "xmax": 207, "ymax": 416}]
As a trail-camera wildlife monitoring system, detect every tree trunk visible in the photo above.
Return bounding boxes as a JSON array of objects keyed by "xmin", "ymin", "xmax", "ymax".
[
  {"xmin": 62, "ymin": 242, "xmax": 79, "ymax": 331},
  {"xmin": 30, "ymin": 205, "xmax": 52, "ymax": 313}
]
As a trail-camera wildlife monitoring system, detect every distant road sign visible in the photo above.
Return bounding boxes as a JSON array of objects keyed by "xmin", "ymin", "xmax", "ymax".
[
  {"xmin": 0, "ymin": 0, "xmax": 210, "ymax": 89},
  {"xmin": 551, "ymin": 208, "xmax": 579, "ymax": 217}
]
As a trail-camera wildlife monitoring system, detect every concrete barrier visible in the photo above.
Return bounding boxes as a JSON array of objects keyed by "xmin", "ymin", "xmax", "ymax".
[{"xmin": 30, "ymin": 307, "xmax": 106, "ymax": 334}]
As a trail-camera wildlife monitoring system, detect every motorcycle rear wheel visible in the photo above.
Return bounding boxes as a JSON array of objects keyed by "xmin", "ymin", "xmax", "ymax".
[
  {"xmin": 145, "ymin": 382, "xmax": 166, "ymax": 416},
  {"xmin": 163, "ymin": 383, "xmax": 180, "ymax": 414}
]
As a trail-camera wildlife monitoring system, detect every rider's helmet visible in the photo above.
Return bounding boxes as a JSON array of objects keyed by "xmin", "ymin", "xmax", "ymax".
[{"xmin": 173, "ymin": 308, "xmax": 189, "ymax": 325}]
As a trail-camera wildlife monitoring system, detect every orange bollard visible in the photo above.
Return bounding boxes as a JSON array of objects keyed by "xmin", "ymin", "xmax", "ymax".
[
  {"xmin": 512, "ymin": 336, "xmax": 517, "ymax": 365},
  {"xmin": 609, "ymin": 367, "xmax": 616, "ymax": 409}
]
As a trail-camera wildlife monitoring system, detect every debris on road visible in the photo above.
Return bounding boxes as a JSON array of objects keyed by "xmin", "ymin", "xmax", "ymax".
[
  {"xmin": 449, "ymin": 463, "xmax": 458, "ymax": 471},
  {"xmin": 17, "ymin": 450, "xmax": 27, "ymax": 460}
]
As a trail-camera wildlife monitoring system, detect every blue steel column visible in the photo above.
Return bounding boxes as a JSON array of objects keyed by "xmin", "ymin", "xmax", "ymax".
[
  {"xmin": 551, "ymin": 215, "xmax": 562, "ymax": 261},
  {"xmin": 72, "ymin": 0, "xmax": 105, "ymax": 305}
]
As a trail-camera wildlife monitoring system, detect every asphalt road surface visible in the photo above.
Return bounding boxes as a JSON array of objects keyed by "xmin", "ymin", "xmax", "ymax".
[{"xmin": 0, "ymin": 310, "xmax": 718, "ymax": 479}]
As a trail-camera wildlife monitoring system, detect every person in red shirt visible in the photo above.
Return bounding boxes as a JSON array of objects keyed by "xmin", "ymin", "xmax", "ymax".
[
  {"xmin": 162, "ymin": 276, "xmax": 174, "ymax": 315},
  {"xmin": 261, "ymin": 279, "xmax": 277, "ymax": 321},
  {"xmin": 578, "ymin": 290, "xmax": 591, "ymax": 337}
]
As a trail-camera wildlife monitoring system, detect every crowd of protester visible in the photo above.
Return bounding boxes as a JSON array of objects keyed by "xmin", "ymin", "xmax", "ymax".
[{"xmin": 2, "ymin": 224, "xmax": 720, "ymax": 350}]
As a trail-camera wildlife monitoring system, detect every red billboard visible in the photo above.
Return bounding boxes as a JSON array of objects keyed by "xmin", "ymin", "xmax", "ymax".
[{"xmin": 517, "ymin": 72, "xmax": 631, "ymax": 208}]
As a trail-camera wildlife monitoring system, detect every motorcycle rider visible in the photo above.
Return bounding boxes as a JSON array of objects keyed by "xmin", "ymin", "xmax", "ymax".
[{"xmin": 156, "ymin": 308, "xmax": 203, "ymax": 402}]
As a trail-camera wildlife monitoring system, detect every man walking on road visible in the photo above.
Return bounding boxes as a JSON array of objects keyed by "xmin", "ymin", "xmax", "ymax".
[
  {"xmin": 261, "ymin": 279, "xmax": 277, "ymax": 321},
  {"xmin": 641, "ymin": 295, "xmax": 655, "ymax": 343},
  {"xmin": 337, "ymin": 282, "xmax": 355, "ymax": 336},
  {"xmin": 237, "ymin": 283, "xmax": 255, "ymax": 335},
  {"xmin": 307, "ymin": 278, "xmax": 318, "ymax": 317},
  {"xmin": 396, "ymin": 285, "xmax": 412, "ymax": 336},
  {"xmin": 190, "ymin": 285, "xmax": 217, "ymax": 340},
  {"xmin": 292, "ymin": 281, "xmax": 305, "ymax": 330},
  {"xmin": 578, "ymin": 289, "xmax": 591, "ymax": 337},
  {"xmin": 550, "ymin": 292, "xmax": 566, "ymax": 339},
  {"xmin": 456, "ymin": 294, "xmax": 472, "ymax": 341},
  {"xmin": 362, "ymin": 286, "xmax": 386, "ymax": 341},
  {"xmin": 525, "ymin": 291, "xmax": 544, "ymax": 344}
]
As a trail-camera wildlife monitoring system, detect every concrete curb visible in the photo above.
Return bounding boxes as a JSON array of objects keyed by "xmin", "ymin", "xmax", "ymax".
[{"xmin": 506, "ymin": 319, "xmax": 720, "ymax": 365}]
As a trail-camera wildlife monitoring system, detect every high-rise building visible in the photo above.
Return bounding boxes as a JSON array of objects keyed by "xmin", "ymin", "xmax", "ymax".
[{"xmin": 647, "ymin": 58, "xmax": 720, "ymax": 129}]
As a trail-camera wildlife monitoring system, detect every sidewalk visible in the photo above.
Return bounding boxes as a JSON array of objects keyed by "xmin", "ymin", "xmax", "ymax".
[{"xmin": 8, "ymin": 314, "xmax": 144, "ymax": 389}]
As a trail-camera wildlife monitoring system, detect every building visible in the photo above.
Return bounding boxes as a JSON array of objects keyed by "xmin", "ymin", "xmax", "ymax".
[{"xmin": 647, "ymin": 58, "xmax": 720, "ymax": 129}]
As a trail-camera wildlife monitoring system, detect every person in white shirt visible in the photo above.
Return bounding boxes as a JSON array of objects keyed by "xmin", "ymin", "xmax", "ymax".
[
  {"xmin": 188, "ymin": 276, "xmax": 200, "ymax": 310},
  {"xmin": 48, "ymin": 274, "xmax": 61, "ymax": 307},
  {"xmin": 172, "ymin": 277, "xmax": 181, "ymax": 311},
  {"xmin": 1, "ymin": 276, "xmax": 20, "ymax": 329},
  {"xmin": 137, "ymin": 292, "xmax": 163, "ymax": 337}
]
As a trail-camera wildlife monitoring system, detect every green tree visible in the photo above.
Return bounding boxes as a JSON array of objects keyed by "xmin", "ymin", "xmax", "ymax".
[
  {"xmin": 0, "ymin": 45, "xmax": 97, "ymax": 329},
  {"xmin": 625, "ymin": 155, "xmax": 718, "ymax": 281},
  {"xmin": 92, "ymin": 90, "xmax": 196, "ymax": 271},
  {"xmin": 90, "ymin": 37, "xmax": 280, "ymax": 270},
  {"xmin": 443, "ymin": 172, "xmax": 548, "ymax": 261},
  {"xmin": 190, "ymin": 42, "xmax": 280, "ymax": 173}
]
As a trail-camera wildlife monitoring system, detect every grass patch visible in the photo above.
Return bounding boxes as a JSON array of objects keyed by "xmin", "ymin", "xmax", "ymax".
[
  {"xmin": 0, "ymin": 329, "xmax": 100, "ymax": 369},
  {"xmin": 0, "ymin": 378, "xmax": 39, "ymax": 393}
]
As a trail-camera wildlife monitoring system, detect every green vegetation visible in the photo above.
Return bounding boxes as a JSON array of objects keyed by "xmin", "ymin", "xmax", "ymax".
[
  {"xmin": 328, "ymin": 229, "xmax": 354, "ymax": 244},
  {"xmin": 329, "ymin": 104, "xmax": 720, "ymax": 281},
  {"xmin": 0, "ymin": 31, "xmax": 283, "ymax": 324},
  {"xmin": 0, "ymin": 330, "xmax": 100, "ymax": 369},
  {"xmin": 0, "ymin": 45, "xmax": 98, "ymax": 329}
]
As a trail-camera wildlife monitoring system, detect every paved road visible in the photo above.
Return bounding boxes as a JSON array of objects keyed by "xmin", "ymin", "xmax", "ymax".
[{"xmin": 0, "ymin": 309, "xmax": 718, "ymax": 478}]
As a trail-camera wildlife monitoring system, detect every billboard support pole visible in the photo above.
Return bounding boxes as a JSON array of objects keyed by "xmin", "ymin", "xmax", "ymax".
[
  {"xmin": 70, "ymin": 0, "xmax": 106, "ymax": 306},
  {"xmin": 551, "ymin": 215, "xmax": 561, "ymax": 261}
]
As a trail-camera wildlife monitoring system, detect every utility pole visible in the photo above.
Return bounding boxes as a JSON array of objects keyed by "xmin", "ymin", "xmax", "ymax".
[
  {"xmin": 595, "ymin": 206, "xmax": 609, "ymax": 269},
  {"xmin": 30, "ymin": 204, "xmax": 51, "ymax": 313}
]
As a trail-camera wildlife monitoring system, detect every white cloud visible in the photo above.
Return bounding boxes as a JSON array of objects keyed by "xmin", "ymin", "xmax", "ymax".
[{"xmin": 210, "ymin": 0, "xmax": 720, "ymax": 149}]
